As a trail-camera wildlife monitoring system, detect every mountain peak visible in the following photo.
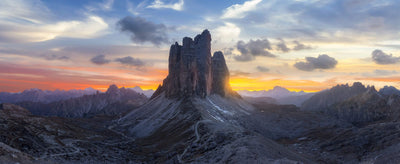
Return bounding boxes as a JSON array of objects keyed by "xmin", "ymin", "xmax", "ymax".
[
  {"xmin": 272, "ymin": 86, "xmax": 290, "ymax": 92},
  {"xmin": 151, "ymin": 30, "xmax": 235, "ymax": 99},
  {"xmin": 379, "ymin": 86, "xmax": 400, "ymax": 96},
  {"xmin": 106, "ymin": 84, "xmax": 119, "ymax": 94}
]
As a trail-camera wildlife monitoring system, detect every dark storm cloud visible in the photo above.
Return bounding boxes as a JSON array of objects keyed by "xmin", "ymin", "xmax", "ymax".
[
  {"xmin": 276, "ymin": 39, "xmax": 290, "ymax": 52},
  {"xmin": 256, "ymin": 66, "xmax": 269, "ymax": 72},
  {"xmin": 292, "ymin": 40, "xmax": 312, "ymax": 51},
  {"xmin": 234, "ymin": 39, "xmax": 275, "ymax": 62},
  {"xmin": 371, "ymin": 49, "xmax": 400, "ymax": 65},
  {"xmin": 117, "ymin": 16, "xmax": 169, "ymax": 46},
  {"xmin": 90, "ymin": 55, "xmax": 111, "ymax": 65},
  {"xmin": 294, "ymin": 54, "xmax": 338, "ymax": 71},
  {"xmin": 115, "ymin": 56, "xmax": 145, "ymax": 66}
]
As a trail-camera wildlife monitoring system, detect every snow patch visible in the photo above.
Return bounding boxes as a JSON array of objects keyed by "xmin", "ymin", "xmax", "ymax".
[{"xmin": 207, "ymin": 97, "xmax": 234, "ymax": 116}]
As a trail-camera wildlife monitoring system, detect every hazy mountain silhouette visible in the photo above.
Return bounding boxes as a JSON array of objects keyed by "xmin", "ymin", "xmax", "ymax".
[
  {"xmin": 0, "ymin": 88, "xmax": 98, "ymax": 104},
  {"xmin": 129, "ymin": 86, "xmax": 154, "ymax": 98},
  {"xmin": 16, "ymin": 84, "xmax": 148, "ymax": 118},
  {"xmin": 238, "ymin": 86, "xmax": 314, "ymax": 106}
]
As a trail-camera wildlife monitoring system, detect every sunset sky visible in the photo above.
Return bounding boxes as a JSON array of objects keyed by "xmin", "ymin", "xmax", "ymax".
[{"xmin": 1, "ymin": 0, "xmax": 400, "ymax": 92}]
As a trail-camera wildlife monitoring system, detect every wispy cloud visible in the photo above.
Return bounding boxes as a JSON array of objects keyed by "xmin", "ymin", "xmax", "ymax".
[
  {"xmin": 115, "ymin": 56, "xmax": 145, "ymax": 67},
  {"xmin": 0, "ymin": 0, "xmax": 109, "ymax": 43},
  {"xmin": 147, "ymin": 0, "xmax": 184, "ymax": 11},
  {"xmin": 127, "ymin": 0, "xmax": 149, "ymax": 15},
  {"xmin": 292, "ymin": 40, "xmax": 312, "ymax": 51},
  {"xmin": 256, "ymin": 66, "xmax": 269, "ymax": 72},
  {"xmin": 374, "ymin": 69, "xmax": 398, "ymax": 76},
  {"xmin": 85, "ymin": 0, "xmax": 115, "ymax": 11},
  {"xmin": 0, "ymin": 0, "xmax": 51, "ymax": 24},
  {"xmin": 42, "ymin": 54, "xmax": 69, "ymax": 61},
  {"xmin": 221, "ymin": 0, "xmax": 262, "ymax": 19}
]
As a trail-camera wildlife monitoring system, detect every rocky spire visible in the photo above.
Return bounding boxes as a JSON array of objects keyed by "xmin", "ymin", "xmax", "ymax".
[
  {"xmin": 211, "ymin": 51, "xmax": 230, "ymax": 96},
  {"xmin": 151, "ymin": 30, "xmax": 235, "ymax": 99}
]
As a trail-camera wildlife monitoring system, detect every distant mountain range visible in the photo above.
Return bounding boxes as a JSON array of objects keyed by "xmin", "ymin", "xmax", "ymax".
[
  {"xmin": 301, "ymin": 82, "xmax": 400, "ymax": 125},
  {"xmin": 129, "ymin": 86, "xmax": 154, "ymax": 98},
  {"xmin": 17, "ymin": 85, "xmax": 148, "ymax": 118},
  {"xmin": 0, "ymin": 87, "xmax": 98, "ymax": 104},
  {"xmin": 238, "ymin": 86, "xmax": 314, "ymax": 106},
  {"xmin": 238, "ymin": 86, "xmax": 309, "ymax": 98}
]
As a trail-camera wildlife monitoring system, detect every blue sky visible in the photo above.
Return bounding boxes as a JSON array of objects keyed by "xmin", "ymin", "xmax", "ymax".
[{"xmin": 0, "ymin": 0, "xmax": 400, "ymax": 92}]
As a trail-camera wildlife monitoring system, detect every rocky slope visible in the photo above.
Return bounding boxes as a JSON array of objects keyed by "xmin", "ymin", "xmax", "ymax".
[
  {"xmin": 301, "ymin": 82, "xmax": 370, "ymax": 111},
  {"xmin": 379, "ymin": 86, "xmax": 400, "ymax": 96},
  {"xmin": 0, "ymin": 103, "xmax": 161, "ymax": 163},
  {"xmin": 327, "ymin": 87, "xmax": 400, "ymax": 125},
  {"xmin": 17, "ymin": 84, "xmax": 148, "ymax": 118},
  {"xmin": 114, "ymin": 30, "xmax": 314, "ymax": 163},
  {"xmin": 301, "ymin": 82, "xmax": 400, "ymax": 125}
]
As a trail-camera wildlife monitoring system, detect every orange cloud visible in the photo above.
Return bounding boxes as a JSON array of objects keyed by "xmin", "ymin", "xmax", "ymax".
[{"xmin": 0, "ymin": 61, "xmax": 166, "ymax": 92}]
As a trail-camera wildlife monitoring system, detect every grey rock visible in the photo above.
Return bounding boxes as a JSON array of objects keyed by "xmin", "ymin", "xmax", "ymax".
[
  {"xmin": 211, "ymin": 51, "xmax": 230, "ymax": 96},
  {"xmin": 301, "ymin": 82, "xmax": 369, "ymax": 111},
  {"xmin": 152, "ymin": 30, "xmax": 236, "ymax": 99}
]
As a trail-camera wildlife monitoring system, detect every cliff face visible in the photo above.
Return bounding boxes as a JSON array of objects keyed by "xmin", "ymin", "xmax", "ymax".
[
  {"xmin": 211, "ymin": 51, "xmax": 231, "ymax": 96},
  {"xmin": 152, "ymin": 30, "xmax": 234, "ymax": 99}
]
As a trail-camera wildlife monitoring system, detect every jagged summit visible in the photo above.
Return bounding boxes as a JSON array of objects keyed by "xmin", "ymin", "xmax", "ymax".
[
  {"xmin": 301, "ymin": 82, "xmax": 376, "ymax": 111},
  {"xmin": 152, "ymin": 30, "xmax": 235, "ymax": 99}
]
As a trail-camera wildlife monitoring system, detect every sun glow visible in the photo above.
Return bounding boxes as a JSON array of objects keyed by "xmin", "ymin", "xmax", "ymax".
[{"xmin": 229, "ymin": 77, "xmax": 328, "ymax": 92}]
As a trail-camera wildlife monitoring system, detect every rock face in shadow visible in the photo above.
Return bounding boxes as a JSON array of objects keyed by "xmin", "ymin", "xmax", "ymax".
[
  {"xmin": 152, "ymin": 30, "xmax": 235, "ymax": 99},
  {"xmin": 211, "ymin": 51, "xmax": 231, "ymax": 96},
  {"xmin": 301, "ymin": 82, "xmax": 369, "ymax": 111}
]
